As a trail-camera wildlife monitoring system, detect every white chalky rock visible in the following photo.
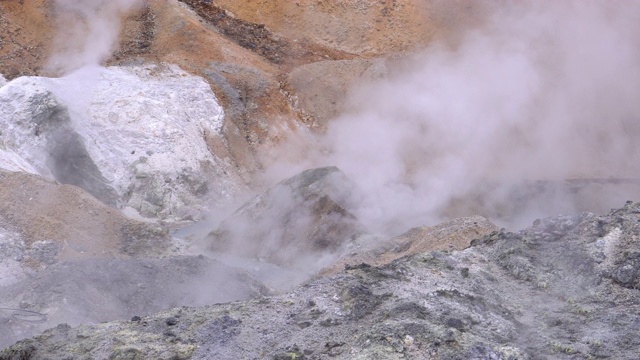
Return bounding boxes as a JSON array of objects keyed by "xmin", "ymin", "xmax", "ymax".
[{"xmin": 0, "ymin": 64, "xmax": 241, "ymax": 222}]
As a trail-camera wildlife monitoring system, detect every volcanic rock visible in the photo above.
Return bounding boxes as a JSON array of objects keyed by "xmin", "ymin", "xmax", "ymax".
[
  {"xmin": 206, "ymin": 0, "xmax": 433, "ymax": 57},
  {"xmin": 206, "ymin": 166, "xmax": 363, "ymax": 267},
  {"xmin": 5, "ymin": 202, "xmax": 640, "ymax": 359},
  {"xmin": 0, "ymin": 255, "xmax": 268, "ymax": 349},
  {"xmin": 287, "ymin": 58, "xmax": 389, "ymax": 129},
  {"xmin": 322, "ymin": 215, "xmax": 499, "ymax": 275},
  {"xmin": 0, "ymin": 64, "xmax": 244, "ymax": 222},
  {"xmin": 0, "ymin": 169, "xmax": 171, "ymax": 264}
]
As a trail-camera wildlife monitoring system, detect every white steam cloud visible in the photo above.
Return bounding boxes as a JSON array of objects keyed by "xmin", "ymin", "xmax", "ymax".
[
  {"xmin": 272, "ymin": 1, "xmax": 640, "ymax": 232},
  {"xmin": 47, "ymin": 0, "xmax": 143, "ymax": 74}
]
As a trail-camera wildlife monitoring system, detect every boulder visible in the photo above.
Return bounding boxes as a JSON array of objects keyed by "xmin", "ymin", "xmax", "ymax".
[
  {"xmin": 206, "ymin": 166, "xmax": 363, "ymax": 267},
  {"xmin": 0, "ymin": 64, "xmax": 244, "ymax": 222}
]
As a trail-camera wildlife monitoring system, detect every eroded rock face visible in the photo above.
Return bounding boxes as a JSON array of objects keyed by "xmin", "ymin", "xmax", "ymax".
[
  {"xmin": 6, "ymin": 202, "xmax": 640, "ymax": 359},
  {"xmin": 0, "ymin": 76, "xmax": 73, "ymax": 177},
  {"xmin": 207, "ymin": 0, "xmax": 433, "ymax": 56},
  {"xmin": 206, "ymin": 166, "xmax": 363, "ymax": 267},
  {"xmin": 0, "ymin": 64, "xmax": 244, "ymax": 222}
]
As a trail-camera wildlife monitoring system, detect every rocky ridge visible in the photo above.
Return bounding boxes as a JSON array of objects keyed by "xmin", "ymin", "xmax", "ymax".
[{"xmin": 3, "ymin": 202, "xmax": 640, "ymax": 359}]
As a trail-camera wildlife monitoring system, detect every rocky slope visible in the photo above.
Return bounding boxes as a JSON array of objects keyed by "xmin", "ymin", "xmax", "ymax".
[
  {"xmin": 0, "ymin": 0, "xmax": 485, "ymax": 168},
  {"xmin": 1, "ymin": 1, "xmax": 640, "ymax": 359},
  {"xmin": 3, "ymin": 202, "xmax": 640, "ymax": 359}
]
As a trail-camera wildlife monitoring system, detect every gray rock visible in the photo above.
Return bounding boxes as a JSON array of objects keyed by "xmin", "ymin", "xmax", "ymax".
[
  {"xmin": 5, "ymin": 201, "xmax": 640, "ymax": 359},
  {"xmin": 0, "ymin": 74, "xmax": 6, "ymax": 88},
  {"xmin": 206, "ymin": 166, "xmax": 363, "ymax": 268},
  {"xmin": 204, "ymin": 62, "xmax": 273, "ymax": 121},
  {"xmin": 0, "ymin": 229, "xmax": 30, "ymax": 287}
]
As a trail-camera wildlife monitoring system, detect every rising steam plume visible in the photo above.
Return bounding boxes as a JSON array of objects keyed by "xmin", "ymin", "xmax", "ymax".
[
  {"xmin": 47, "ymin": 0, "xmax": 143, "ymax": 75},
  {"xmin": 269, "ymin": 1, "xmax": 640, "ymax": 232}
]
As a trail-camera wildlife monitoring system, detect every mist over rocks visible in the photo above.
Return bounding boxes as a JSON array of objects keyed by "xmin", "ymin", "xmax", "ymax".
[
  {"xmin": 321, "ymin": 215, "xmax": 499, "ymax": 276},
  {"xmin": 0, "ymin": 255, "xmax": 268, "ymax": 349},
  {"xmin": 5, "ymin": 202, "xmax": 640, "ymax": 359},
  {"xmin": 0, "ymin": 63, "xmax": 244, "ymax": 222},
  {"xmin": 0, "ymin": 169, "xmax": 173, "ymax": 271},
  {"xmin": 205, "ymin": 166, "xmax": 364, "ymax": 269},
  {"xmin": 287, "ymin": 59, "xmax": 389, "ymax": 129},
  {"xmin": 2, "ymin": 1, "xmax": 640, "ymax": 358}
]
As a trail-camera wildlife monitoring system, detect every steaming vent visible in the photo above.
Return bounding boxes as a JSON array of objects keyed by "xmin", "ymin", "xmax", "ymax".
[
  {"xmin": 205, "ymin": 166, "xmax": 363, "ymax": 269},
  {"xmin": 2, "ymin": 0, "xmax": 640, "ymax": 357}
]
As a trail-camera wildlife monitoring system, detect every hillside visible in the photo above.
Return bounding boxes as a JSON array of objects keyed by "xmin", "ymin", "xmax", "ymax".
[{"xmin": 1, "ymin": 1, "xmax": 640, "ymax": 359}]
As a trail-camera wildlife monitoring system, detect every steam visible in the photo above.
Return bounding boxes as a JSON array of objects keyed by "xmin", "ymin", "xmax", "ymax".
[
  {"xmin": 272, "ymin": 1, "xmax": 640, "ymax": 232},
  {"xmin": 47, "ymin": 0, "xmax": 143, "ymax": 75}
]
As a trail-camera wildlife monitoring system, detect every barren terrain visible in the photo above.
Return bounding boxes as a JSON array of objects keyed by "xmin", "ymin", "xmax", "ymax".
[{"xmin": 2, "ymin": 1, "xmax": 640, "ymax": 359}]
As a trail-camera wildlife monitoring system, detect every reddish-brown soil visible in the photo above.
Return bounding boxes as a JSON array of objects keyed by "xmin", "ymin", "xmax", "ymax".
[{"xmin": 0, "ymin": 0, "xmax": 485, "ymax": 162}]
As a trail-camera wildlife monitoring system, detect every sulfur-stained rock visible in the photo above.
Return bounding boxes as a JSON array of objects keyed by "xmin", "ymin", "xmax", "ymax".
[
  {"xmin": 287, "ymin": 58, "xmax": 388, "ymax": 129},
  {"xmin": 208, "ymin": 0, "xmax": 433, "ymax": 56}
]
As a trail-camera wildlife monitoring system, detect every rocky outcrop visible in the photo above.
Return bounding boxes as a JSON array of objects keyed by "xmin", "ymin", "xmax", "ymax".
[
  {"xmin": 0, "ymin": 0, "xmax": 484, "ymax": 178},
  {"xmin": 0, "ymin": 64, "xmax": 244, "ymax": 222},
  {"xmin": 321, "ymin": 215, "xmax": 499, "ymax": 275},
  {"xmin": 206, "ymin": 167, "xmax": 363, "ymax": 268},
  {"xmin": 0, "ymin": 165, "xmax": 260, "ymax": 350},
  {"xmin": 4, "ymin": 202, "xmax": 640, "ymax": 359}
]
